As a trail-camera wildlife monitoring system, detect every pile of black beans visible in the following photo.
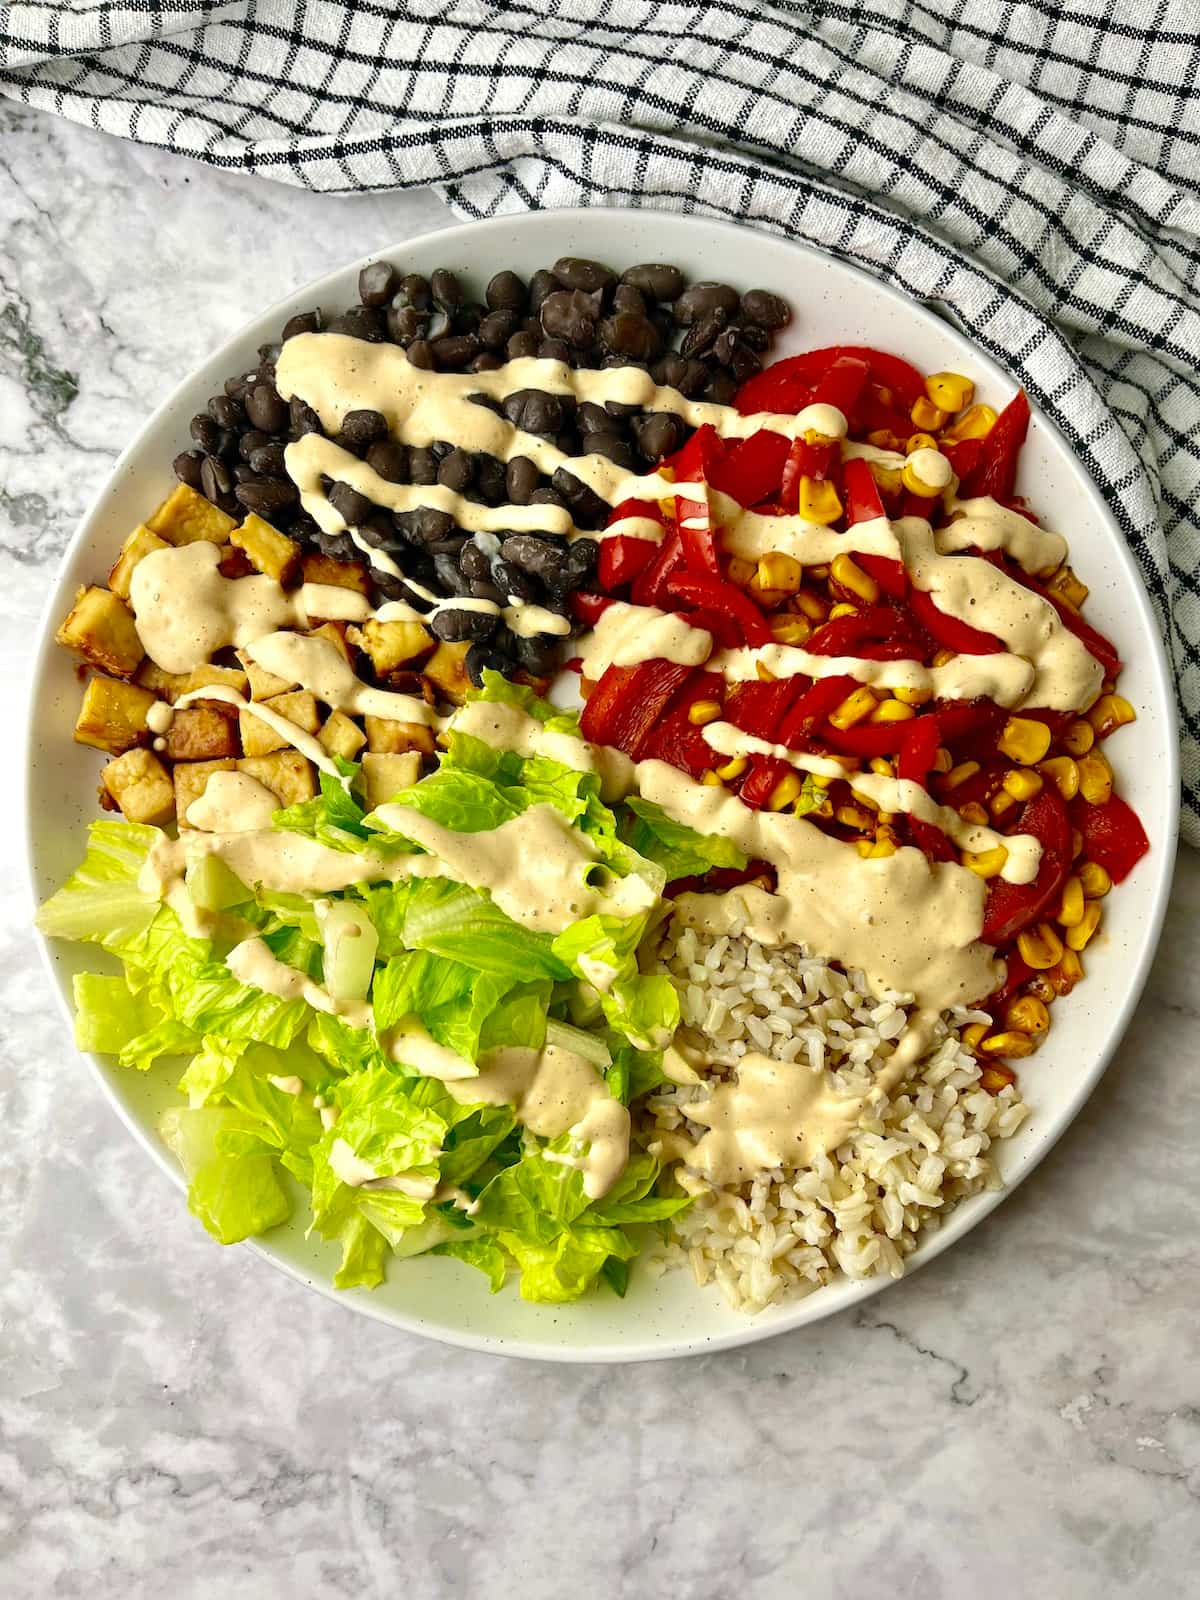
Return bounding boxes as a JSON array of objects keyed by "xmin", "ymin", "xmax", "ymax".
[{"xmin": 173, "ymin": 255, "xmax": 791, "ymax": 685}]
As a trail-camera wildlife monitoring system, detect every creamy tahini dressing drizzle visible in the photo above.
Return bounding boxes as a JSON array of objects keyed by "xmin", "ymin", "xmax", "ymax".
[
  {"xmin": 578, "ymin": 602, "xmax": 714, "ymax": 677},
  {"xmin": 185, "ymin": 770, "xmax": 280, "ymax": 832},
  {"xmin": 444, "ymin": 1042, "xmax": 630, "ymax": 1199},
  {"xmin": 243, "ymin": 632, "xmax": 438, "ymax": 726},
  {"xmin": 225, "ymin": 935, "xmax": 371, "ymax": 1029},
  {"xmin": 699, "ymin": 722, "xmax": 1041, "ymax": 884},
  {"xmin": 448, "ymin": 699, "xmax": 596, "ymax": 775},
  {"xmin": 129, "ymin": 541, "xmax": 371, "ymax": 673},
  {"xmin": 174, "ymin": 681, "xmax": 348, "ymax": 786},
  {"xmin": 327, "ymin": 1138, "xmax": 438, "ymax": 1199}
]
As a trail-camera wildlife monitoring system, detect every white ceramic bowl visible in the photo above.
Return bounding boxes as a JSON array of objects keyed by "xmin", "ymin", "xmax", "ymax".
[{"xmin": 26, "ymin": 208, "xmax": 1179, "ymax": 1361}]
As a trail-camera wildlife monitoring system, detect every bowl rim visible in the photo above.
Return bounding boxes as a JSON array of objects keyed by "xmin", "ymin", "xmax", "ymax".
[{"xmin": 24, "ymin": 204, "xmax": 1180, "ymax": 1362}]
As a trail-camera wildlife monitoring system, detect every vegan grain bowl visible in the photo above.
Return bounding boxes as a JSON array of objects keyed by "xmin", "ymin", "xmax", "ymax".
[{"xmin": 35, "ymin": 238, "xmax": 1157, "ymax": 1323}]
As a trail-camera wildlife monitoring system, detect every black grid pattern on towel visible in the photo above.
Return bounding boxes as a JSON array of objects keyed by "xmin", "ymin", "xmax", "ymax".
[{"xmin": 2, "ymin": 0, "xmax": 1197, "ymax": 838}]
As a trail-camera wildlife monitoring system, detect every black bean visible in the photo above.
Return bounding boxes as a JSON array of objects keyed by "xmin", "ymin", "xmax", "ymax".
[
  {"xmin": 355, "ymin": 511, "xmax": 399, "ymax": 550},
  {"xmin": 328, "ymin": 480, "xmax": 374, "ymax": 525},
  {"xmin": 564, "ymin": 537, "xmax": 599, "ymax": 584},
  {"xmin": 507, "ymin": 330, "xmax": 540, "ymax": 361},
  {"xmin": 514, "ymin": 634, "xmax": 561, "ymax": 675},
  {"xmin": 503, "ymin": 388, "xmax": 567, "ymax": 437},
  {"xmin": 208, "ymin": 394, "xmax": 244, "ymax": 430},
  {"xmin": 471, "ymin": 352, "xmax": 503, "ymax": 372},
  {"xmin": 736, "ymin": 321, "xmax": 770, "ymax": 352},
  {"xmin": 232, "ymin": 463, "xmax": 260, "ymax": 485},
  {"xmin": 478, "ymin": 308, "xmax": 519, "ymax": 351},
  {"xmin": 528, "ymin": 269, "xmax": 559, "ymax": 313},
  {"xmin": 406, "ymin": 339, "xmax": 434, "ymax": 370},
  {"xmin": 740, "ymin": 289, "xmax": 791, "ymax": 330},
  {"xmin": 580, "ymin": 431, "xmax": 636, "ymax": 468},
  {"xmin": 328, "ymin": 306, "xmax": 386, "ymax": 342},
  {"xmin": 632, "ymin": 411, "xmax": 687, "ymax": 461},
  {"xmin": 340, "ymin": 408, "xmax": 389, "ymax": 448},
  {"xmin": 530, "ymin": 485, "xmax": 567, "ymax": 508},
  {"xmin": 437, "ymin": 448, "xmax": 476, "ymax": 492},
  {"xmin": 387, "ymin": 304, "xmax": 428, "ymax": 345},
  {"xmin": 455, "ymin": 303, "xmax": 486, "ymax": 337},
  {"xmin": 173, "ymin": 449, "xmax": 205, "ymax": 490},
  {"xmin": 471, "ymin": 577, "xmax": 506, "ymax": 602},
  {"xmin": 432, "ymin": 552, "xmax": 473, "ymax": 594},
  {"xmin": 551, "ymin": 468, "xmax": 610, "ymax": 526},
  {"xmin": 190, "ymin": 413, "xmax": 221, "ymax": 454},
  {"xmin": 314, "ymin": 529, "xmax": 358, "ymax": 561},
  {"xmin": 433, "ymin": 606, "xmax": 498, "ymax": 643},
  {"xmin": 396, "ymin": 273, "xmax": 432, "ymax": 310},
  {"xmin": 606, "ymin": 399, "xmax": 640, "ymax": 419},
  {"xmin": 506, "ymin": 456, "xmax": 540, "ymax": 504},
  {"xmin": 458, "ymin": 541, "xmax": 492, "ymax": 582},
  {"xmin": 467, "ymin": 391, "xmax": 504, "ymax": 416},
  {"xmin": 540, "ymin": 288, "xmax": 603, "ymax": 347},
  {"xmin": 466, "ymin": 642, "xmax": 514, "ymax": 686},
  {"xmin": 238, "ymin": 428, "xmax": 270, "ymax": 462},
  {"xmin": 430, "ymin": 441, "xmax": 453, "ymax": 461},
  {"xmin": 369, "ymin": 569, "xmax": 409, "ymax": 602},
  {"xmin": 257, "ymin": 343, "xmax": 280, "ymax": 368},
  {"xmin": 552, "ymin": 256, "xmax": 616, "ymax": 293},
  {"xmin": 236, "ymin": 479, "xmax": 298, "ymax": 518},
  {"xmin": 499, "ymin": 534, "xmax": 567, "ymax": 577},
  {"xmin": 491, "ymin": 558, "xmax": 537, "ymax": 601},
  {"xmin": 366, "ymin": 439, "xmax": 409, "ymax": 482},
  {"xmin": 621, "ymin": 262, "xmax": 686, "ymax": 301},
  {"xmin": 704, "ymin": 370, "xmax": 739, "ymax": 404},
  {"xmin": 680, "ymin": 306, "xmax": 728, "ymax": 359},
  {"xmin": 612, "ymin": 283, "xmax": 647, "ymax": 317},
  {"xmin": 728, "ymin": 342, "xmax": 761, "ymax": 383},
  {"xmin": 677, "ymin": 359, "xmax": 711, "ymax": 397},
  {"xmin": 224, "ymin": 373, "xmax": 252, "ymax": 403},
  {"xmin": 200, "ymin": 455, "xmax": 233, "ymax": 501},
  {"xmin": 577, "ymin": 401, "xmax": 610, "ymax": 435},
  {"xmin": 408, "ymin": 447, "xmax": 438, "ymax": 484},
  {"xmin": 249, "ymin": 441, "xmax": 288, "ymax": 477},
  {"xmin": 651, "ymin": 353, "xmax": 688, "ymax": 390},
  {"xmin": 358, "ymin": 260, "xmax": 398, "ymax": 307},
  {"xmin": 431, "ymin": 334, "xmax": 480, "ymax": 370},
  {"xmin": 537, "ymin": 339, "xmax": 571, "ymax": 363},
  {"xmin": 289, "ymin": 396, "xmax": 323, "ymax": 436},
  {"xmin": 408, "ymin": 506, "xmax": 457, "ymax": 544},
  {"xmin": 485, "ymin": 269, "xmax": 526, "ymax": 312},
  {"xmin": 600, "ymin": 312, "xmax": 663, "ymax": 362},
  {"xmin": 673, "ymin": 281, "xmax": 740, "ymax": 325},
  {"xmin": 281, "ymin": 309, "xmax": 322, "ymax": 341},
  {"xmin": 475, "ymin": 455, "xmax": 507, "ymax": 504},
  {"xmin": 430, "ymin": 269, "xmax": 463, "ymax": 312}
]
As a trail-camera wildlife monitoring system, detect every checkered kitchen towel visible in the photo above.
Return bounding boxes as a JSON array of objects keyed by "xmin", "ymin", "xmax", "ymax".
[{"xmin": 3, "ymin": 1, "xmax": 1199, "ymax": 840}]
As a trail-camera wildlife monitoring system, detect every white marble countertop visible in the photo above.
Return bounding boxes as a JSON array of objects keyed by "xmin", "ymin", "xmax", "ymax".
[{"xmin": 2, "ymin": 103, "xmax": 1198, "ymax": 1599}]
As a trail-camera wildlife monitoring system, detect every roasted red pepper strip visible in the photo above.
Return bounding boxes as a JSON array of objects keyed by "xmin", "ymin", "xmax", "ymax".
[
  {"xmin": 807, "ymin": 604, "xmax": 923, "ymax": 657},
  {"xmin": 708, "ymin": 429, "xmax": 791, "ymax": 506},
  {"xmin": 738, "ymin": 755, "xmax": 793, "ymax": 810},
  {"xmin": 724, "ymin": 677, "xmax": 806, "ymax": 741},
  {"xmin": 980, "ymin": 786, "xmax": 1073, "ymax": 944},
  {"xmin": 940, "ymin": 437, "xmax": 983, "ymax": 480},
  {"xmin": 665, "ymin": 424, "xmax": 722, "ymax": 577},
  {"xmin": 855, "ymin": 553, "xmax": 908, "ymax": 599},
  {"xmin": 894, "ymin": 717, "xmax": 956, "ymax": 860},
  {"xmin": 668, "ymin": 572, "xmax": 772, "ymax": 646},
  {"xmin": 777, "ymin": 675, "xmax": 858, "ymax": 747},
  {"xmin": 678, "ymin": 605, "xmax": 741, "ymax": 651},
  {"xmin": 842, "ymin": 457, "xmax": 886, "ymax": 525},
  {"xmin": 811, "ymin": 354, "xmax": 870, "ymax": 418},
  {"xmin": 819, "ymin": 718, "xmax": 934, "ymax": 757},
  {"xmin": 958, "ymin": 389, "xmax": 1031, "ymax": 504},
  {"xmin": 597, "ymin": 533, "xmax": 656, "ymax": 589},
  {"xmin": 780, "ymin": 436, "xmax": 839, "ymax": 511},
  {"xmin": 630, "ymin": 520, "xmax": 684, "ymax": 607},
  {"xmin": 641, "ymin": 670, "xmax": 725, "ymax": 777},
  {"xmin": 908, "ymin": 587, "xmax": 1003, "ymax": 655},
  {"xmin": 578, "ymin": 661, "xmax": 693, "ymax": 759},
  {"xmin": 1072, "ymin": 794, "xmax": 1149, "ymax": 883},
  {"xmin": 734, "ymin": 346, "xmax": 926, "ymax": 416},
  {"xmin": 987, "ymin": 954, "xmax": 1035, "ymax": 1011},
  {"xmin": 570, "ymin": 590, "xmax": 614, "ymax": 627}
]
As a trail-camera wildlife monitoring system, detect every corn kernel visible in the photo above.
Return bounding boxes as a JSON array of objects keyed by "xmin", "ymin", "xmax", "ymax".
[
  {"xmin": 867, "ymin": 428, "xmax": 903, "ymax": 451},
  {"xmin": 980, "ymin": 1030, "xmax": 1035, "ymax": 1059},
  {"xmin": 811, "ymin": 773, "xmax": 834, "ymax": 789},
  {"xmin": 828, "ymin": 602, "xmax": 859, "ymax": 620},
  {"xmin": 1001, "ymin": 767, "xmax": 1043, "ymax": 802},
  {"xmin": 959, "ymin": 801, "xmax": 989, "ymax": 825},
  {"xmin": 1063, "ymin": 719, "xmax": 1095, "ymax": 756},
  {"xmin": 855, "ymin": 839, "xmax": 874, "ymax": 858},
  {"xmin": 701, "ymin": 769, "xmax": 723, "ymax": 787},
  {"xmin": 755, "ymin": 662, "xmax": 777, "ymax": 683},
  {"xmin": 808, "ymin": 564, "xmax": 830, "ymax": 580},
  {"xmin": 829, "ymin": 687, "xmax": 878, "ymax": 729},
  {"xmin": 1087, "ymin": 693, "xmax": 1136, "ymax": 739},
  {"xmin": 905, "ymin": 432, "xmax": 939, "ymax": 455},
  {"xmin": 901, "ymin": 458, "xmax": 945, "ymax": 497},
  {"xmin": 943, "ymin": 759, "xmax": 980, "ymax": 790},
  {"xmin": 770, "ymin": 615, "xmax": 813, "ymax": 646},
  {"xmin": 1026, "ymin": 973, "xmax": 1057, "ymax": 1003},
  {"xmin": 756, "ymin": 552, "xmax": 803, "ymax": 594},
  {"xmin": 933, "ymin": 746, "xmax": 954, "ymax": 773},
  {"xmin": 1017, "ymin": 922, "xmax": 1064, "ymax": 970},
  {"xmin": 926, "ymin": 371, "xmax": 975, "ymax": 413},
  {"xmin": 1079, "ymin": 860, "xmax": 1111, "ymax": 898},
  {"xmin": 998, "ymin": 715, "xmax": 1052, "ymax": 765},
  {"xmin": 726, "ymin": 556, "xmax": 756, "ymax": 587},
  {"xmin": 1072, "ymin": 828, "xmax": 1084, "ymax": 859},
  {"xmin": 942, "ymin": 403, "xmax": 998, "ymax": 442},
  {"xmin": 767, "ymin": 772, "xmax": 804, "ymax": 811},
  {"xmin": 962, "ymin": 1022, "xmax": 990, "ymax": 1052},
  {"xmin": 1077, "ymin": 750, "xmax": 1113, "ymax": 805},
  {"xmin": 894, "ymin": 683, "xmax": 933, "ymax": 706},
  {"xmin": 870, "ymin": 462, "xmax": 903, "ymax": 494},
  {"xmin": 1047, "ymin": 563, "xmax": 1089, "ymax": 609},
  {"xmin": 989, "ymin": 788, "xmax": 1018, "ymax": 818},
  {"xmin": 1065, "ymin": 902, "xmax": 1102, "ymax": 951},
  {"xmin": 962, "ymin": 845, "xmax": 1009, "ymax": 879},
  {"xmin": 792, "ymin": 590, "xmax": 829, "ymax": 622},
  {"xmin": 1038, "ymin": 755, "xmax": 1080, "ymax": 800},
  {"xmin": 870, "ymin": 698, "xmax": 916, "ymax": 724},
  {"xmin": 1057, "ymin": 875, "xmax": 1086, "ymax": 928},
  {"xmin": 852, "ymin": 789, "xmax": 880, "ymax": 812},
  {"xmin": 1005, "ymin": 996, "xmax": 1050, "ymax": 1036},
  {"xmin": 836, "ymin": 802, "xmax": 875, "ymax": 831},
  {"xmin": 798, "ymin": 477, "xmax": 843, "ymax": 525},
  {"xmin": 830, "ymin": 553, "xmax": 880, "ymax": 604},
  {"xmin": 1051, "ymin": 949, "xmax": 1084, "ymax": 992},
  {"xmin": 932, "ymin": 648, "xmax": 955, "ymax": 667},
  {"xmin": 687, "ymin": 699, "xmax": 721, "ymax": 726},
  {"xmin": 911, "ymin": 395, "xmax": 948, "ymax": 431},
  {"xmin": 866, "ymin": 837, "xmax": 897, "ymax": 858},
  {"xmin": 869, "ymin": 757, "xmax": 894, "ymax": 777},
  {"xmin": 980, "ymin": 1064, "xmax": 1018, "ymax": 1091},
  {"xmin": 715, "ymin": 756, "xmax": 748, "ymax": 781}
]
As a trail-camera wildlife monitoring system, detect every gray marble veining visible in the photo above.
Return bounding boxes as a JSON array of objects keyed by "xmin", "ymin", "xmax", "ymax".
[{"xmin": 2, "ymin": 104, "xmax": 1197, "ymax": 1599}]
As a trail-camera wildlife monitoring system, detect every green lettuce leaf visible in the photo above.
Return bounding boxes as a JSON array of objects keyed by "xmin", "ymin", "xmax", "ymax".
[
  {"xmin": 623, "ymin": 796, "xmax": 749, "ymax": 881},
  {"xmin": 159, "ymin": 1105, "xmax": 292, "ymax": 1244},
  {"xmin": 36, "ymin": 820, "xmax": 159, "ymax": 950}
]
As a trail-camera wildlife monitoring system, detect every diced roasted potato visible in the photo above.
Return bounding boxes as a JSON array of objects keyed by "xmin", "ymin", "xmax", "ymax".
[
  {"xmin": 166, "ymin": 705, "xmax": 240, "ymax": 762},
  {"xmin": 134, "ymin": 661, "xmax": 249, "ymax": 703},
  {"xmin": 146, "ymin": 482, "xmax": 236, "ymax": 546},
  {"xmin": 356, "ymin": 617, "xmax": 434, "ymax": 675},
  {"xmin": 422, "ymin": 640, "xmax": 472, "ymax": 705},
  {"xmin": 56, "ymin": 586, "xmax": 145, "ymax": 678},
  {"xmin": 173, "ymin": 758, "xmax": 237, "ymax": 827},
  {"xmin": 239, "ymin": 750, "xmax": 317, "ymax": 807},
  {"xmin": 217, "ymin": 544, "xmax": 255, "ymax": 579},
  {"xmin": 101, "ymin": 748, "xmax": 176, "ymax": 825},
  {"xmin": 239, "ymin": 691, "xmax": 321, "ymax": 757},
  {"xmin": 236, "ymin": 649, "xmax": 295, "ymax": 700},
  {"xmin": 108, "ymin": 524, "xmax": 169, "ymax": 600},
  {"xmin": 74, "ymin": 675, "xmax": 157, "ymax": 754},
  {"xmin": 306, "ymin": 621, "xmax": 353, "ymax": 662},
  {"xmin": 362, "ymin": 752, "xmax": 422, "ymax": 809},
  {"xmin": 364, "ymin": 716, "xmax": 436, "ymax": 755},
  {"xmin": 231, "ymin": 513, "xmax": 302, "ymax": 586},
  {"xmin": 300, "ymin": 551, "xmax": 372, "ymax": 596},
  {"xmin": 318, "ymin": 709, "xmax": 367, "ymax": 761}
]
